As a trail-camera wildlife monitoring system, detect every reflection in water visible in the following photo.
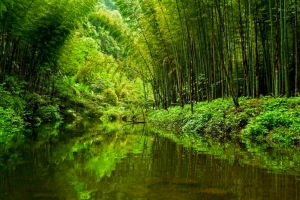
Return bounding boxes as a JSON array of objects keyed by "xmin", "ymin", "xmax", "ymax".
[{"xmin": 0, "ymin": 120, "xmax": 300, "ymax": 200}]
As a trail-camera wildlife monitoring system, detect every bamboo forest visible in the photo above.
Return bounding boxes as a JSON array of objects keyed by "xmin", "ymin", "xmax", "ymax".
[{"xmin": 2, "ymin": 0, "xmax": 300, "ymax": 199}]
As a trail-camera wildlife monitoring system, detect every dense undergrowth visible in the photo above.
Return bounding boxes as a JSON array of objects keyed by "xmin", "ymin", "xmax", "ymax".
[
  {"xmin": 148, "ymin": 97, "xmax": 300, "ymax": 148},
  {"xmin": 0, "ymin": 75, "xmax": 148, "ymax": 155}
]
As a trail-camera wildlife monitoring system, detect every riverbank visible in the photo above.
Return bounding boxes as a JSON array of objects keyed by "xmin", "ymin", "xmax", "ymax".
[
  {"xmin": 148, "ymin": 97, "xmax": 300, "ymax": 148},
  {"xmin": 0, "ymin": 76, "xmax": 146, "ymax": 154}
]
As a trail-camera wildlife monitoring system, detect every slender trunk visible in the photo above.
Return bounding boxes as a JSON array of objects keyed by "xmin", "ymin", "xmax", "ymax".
[
  {"xmin": 238, "ymin": 0, "xmax": 249, "ymax": 96},
  {"xmin": 175, "ymin": 0, "xmax": 188, "ymax": 108},
  {"xmin": 156, "ymin": 0, "xmax": 182, "ymax": 105},
  {"xmin": 189, "ymin": 40, "xmax": 195, "ymax": 113},
  {"xmin": 283, "ymin": 0, "xmax": 289, "ymax": 96},
  {"xmin": 216, "ymin": 0, "xmax": 239, "ymax": 108},
  {"xmin": 269, "ymin": 0, "xmax": 275, "ymax": 95},
  {"xmin": 254, "ymin": 1, "xmax": 259, "ymax": 98},
  {"xmin": 295, "ymin": 0, "xmax": 299, "ymax": 95},
  {"xmin": 275, "ymin": 0, "xmax": 280, "ymax": 97}
]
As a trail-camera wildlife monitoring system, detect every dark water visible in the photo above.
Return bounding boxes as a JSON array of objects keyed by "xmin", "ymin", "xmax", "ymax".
[{"xmin": 1, "ymin": 120, "xmax": 300, "ymax": 200}]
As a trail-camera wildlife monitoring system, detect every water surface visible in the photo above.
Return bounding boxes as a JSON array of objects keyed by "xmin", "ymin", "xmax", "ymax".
[{"xmin": 1, "ymin": 120, "xmax": 300, "ymax": 200}]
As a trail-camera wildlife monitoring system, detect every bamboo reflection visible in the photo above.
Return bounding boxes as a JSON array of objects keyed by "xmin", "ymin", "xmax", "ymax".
[{"xmin": 1, "ymin": 121, "xmax": 300, "ymax": 199}]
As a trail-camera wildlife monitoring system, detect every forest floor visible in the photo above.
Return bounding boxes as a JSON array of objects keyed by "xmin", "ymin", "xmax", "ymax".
[{"xmin": 148, "ymin": 97, "xmax": 300, "ymax": 148}]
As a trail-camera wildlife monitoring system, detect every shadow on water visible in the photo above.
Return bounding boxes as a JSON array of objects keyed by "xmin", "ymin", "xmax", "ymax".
[{"xmin": 1, "ymin": 119, "xmax": 300, "ymax": 200}]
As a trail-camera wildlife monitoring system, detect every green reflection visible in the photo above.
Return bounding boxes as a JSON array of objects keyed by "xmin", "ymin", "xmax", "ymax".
[
  {"xmin": 153, "ymin": 128, "xmax": 300, "ymax": 174},
  {"xmin": 0, "ymin": 120, "xmax": 152, "ymax": 200},
  {"xmin": 1, "ymin": 120, "xmax": 300, "ymax": 200}
]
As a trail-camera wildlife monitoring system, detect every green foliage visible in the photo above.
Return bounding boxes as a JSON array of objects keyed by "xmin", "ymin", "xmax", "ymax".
[
  {"xmin": 103, "ymin": 88, "xmax": 118, "ymax": 106},
  {"xmin": 58, "ymin": 34, "xmax": 99, "ymax": 76},
  {"xmin": 242, "ymin": 98, "xmax": 300, "ymax": 145},
  {"xmin": 55, "ymin": 3, "xmax": 149, "ymax": 124},
  {"xmin": 54, "ymin": 77, "xmax": 78, "ymax": 100},
  {"xmin": 114, "ymin": 0, "xmax": 300, "ymax": 110},
  {"xmin": 225, "ymin": 112, "xmax": 248, "ymax": 132},
  {"xmin": 101, "ymin": 108, "xmax": 119, "ymax": 122},
  {"xmin": 0, "ymin": 107, "xmax": 24, "ymax": 151},
  {"xmin": 242, "ymin": 123, "xmax": 269, "ymax": 142},
  {"xmin": 54, "ymin": 76, "xmax": 103, "ymax": 119},
  {"xmin": 32, "ymin": 122, "xmax": 61, "ymax": 140},
  {"xmin": 36, "ymin": 105, "xmax": 62, "ymax": 123},
  {"xmin": 0, "ymin": 79, "xmax": 26, "ymax": 153},
  {"xmin": 268, "ymin": 128, "xmax": 300, "ymax": 147},
  {"xmin": 0, "ymin": 78, "xmax": 26, "ymax": 116},
  {"xmin": 149, "ymin": 106, "xmax": 187, "ymax": 131},
  {"xmin": 0, "ymin": 0, "xmax": 98, "ymax": 92},
  {"xmin": 149, "ymin": 99, "xmax": 234, "ymax": 137},
  {"xmin": 99, "ymin": 105, "xmax": 141, "ymax": 122},
  {"xmin": 84, "ymin": 108, "xmax": 104, "ymax": 119},
  {"xmin": 22, "ymin": 92, "xmax": 66, "ymax": 125},
  {"xmin": 0, "ymin": 0, "xmax": 150, "ymax": 159},
  {"xmin": 150, "ymin": 97, "xmax": 300, "ymax": 147},
  {"xmin": 181, "ymin": 100, "xmax": 234, "ymax": 137},
  {"xmin": 182, "ymin": 112, "xmax": 212, "ymax": 134},
  {"xmin": 205, "ymin": 111, "xmax": 231, "ymax": 137}
]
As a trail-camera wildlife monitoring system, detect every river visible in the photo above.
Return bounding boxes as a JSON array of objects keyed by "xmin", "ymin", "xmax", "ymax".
[{"xmin": 0, "ymin": 120, "xmax": 300, "ymax": 200}]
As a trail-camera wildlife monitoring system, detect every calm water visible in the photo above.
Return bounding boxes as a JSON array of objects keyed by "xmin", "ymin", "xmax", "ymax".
[{"xmin": 1, "ymin": 120, "xmax": 300, "ymax": 200}]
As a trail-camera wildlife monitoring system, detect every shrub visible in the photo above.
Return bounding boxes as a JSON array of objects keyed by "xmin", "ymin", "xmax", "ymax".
[
  {"xmin": 242, "ymin": 123, "xmax": 268, "ymax": 141},
  {"xmin": 182, "ymin": 112, "xmax": 212, "ymax": 134},
  {"xmin": 225, "ymin": 112, "xmax": 248, "ymax": 131},
  {"xmin": 263, "ymin": 98, "xmax": 289, "ymax": 111},
  {"xmin": 100, "ymin": 107, "xmax": 122, "ymax": 122},
  {"xmin": 149, "ymin": 96, "xmax": 300, "ymax": 147},
  {"xmin": 103, "ymin": 88, "xmax": 118, "ymax": 106},
  {"xmin": 0, "ymin": 107, "xmax": 24, "ymax": 151},
  {"xmin": 148, "ymin": 106, "xmax": 185, "ymax": 131},
  {"xmin": 83, "ymin": 108, "xmax": 103, "ymax": 118},
  {"xmin": 268, "ymin": 128, "xmax": 293, "ymax": 147},
  {"xmin": 242, "ymin": 108, "xmax": 298, "ymax": 142},
  {"xmin": 0, "ymin": 83, "xmax": 25, "ymax": 116},
  {"xmin": 36, "ymin": 105, "xmax": 62, "ymax": 123}
]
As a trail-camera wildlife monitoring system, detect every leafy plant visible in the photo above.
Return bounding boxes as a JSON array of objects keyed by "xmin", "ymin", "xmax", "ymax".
[
  {"xmin": 103, "ymin": 88, "xmax": 118, "ymax": 106},
  {"xmin": 0, "ymin": 107, "xmax": 24, "ymax": 151},
  {"xmin": 36, "ymin": 105, "xmax": 62, "ymax": 123},
  {"xmin": 149, "ymin": 96, "xmax": 300, "ymax": 148}
]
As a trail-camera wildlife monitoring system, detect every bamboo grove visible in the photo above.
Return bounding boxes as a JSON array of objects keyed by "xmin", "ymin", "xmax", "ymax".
[
  {"xmin": 115, "ymin": 0, "xmax": 300, "ymax": 109},
  {"xmin": 0, "ymin": 0, "xmax": 97, "ymax": 93}
]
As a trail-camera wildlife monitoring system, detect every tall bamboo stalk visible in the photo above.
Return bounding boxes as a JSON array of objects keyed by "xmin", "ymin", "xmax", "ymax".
[{"xmin": 295, "ymin": 0, "xmax": 299, "ymax": 95}]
